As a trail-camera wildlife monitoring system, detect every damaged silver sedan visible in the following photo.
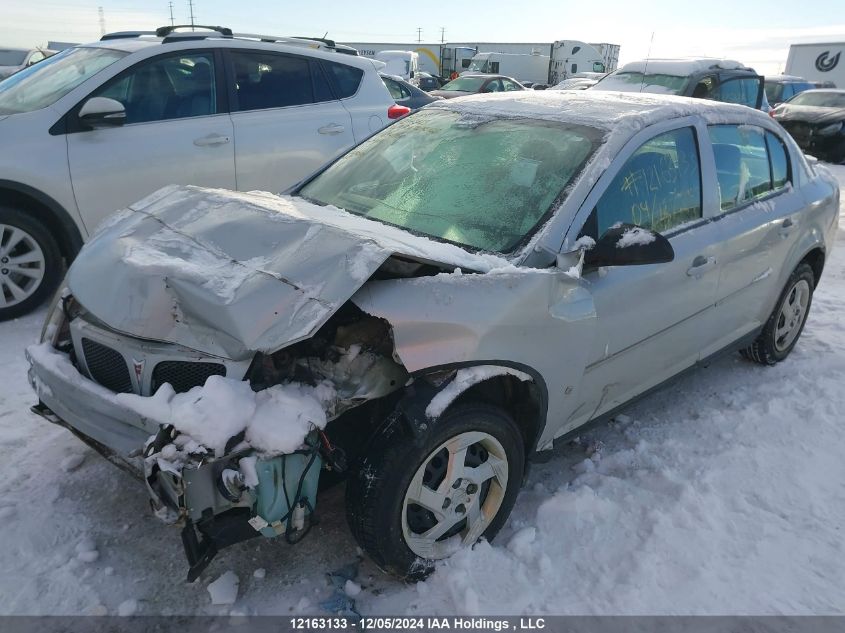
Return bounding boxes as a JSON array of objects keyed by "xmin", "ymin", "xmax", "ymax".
[{"xmin": 27, "ymin": 91, "xmax": 839, "ymax": 580}]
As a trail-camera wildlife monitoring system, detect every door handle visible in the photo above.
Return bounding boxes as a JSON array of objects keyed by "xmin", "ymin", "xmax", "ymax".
[
  {"xmin": 193, "ymin": 134, "xmax": 231, "ymax": 147},
  {"xmin": 318, "ymin": 123, "xmax": 345, "ymax": 135},
  {"xmin": 778, "ymin": 217, "xmax": 794, "ymax": 238},
  {"xmin": 686, "ymin": 255, "xmax": 717, "ymax": 277}
]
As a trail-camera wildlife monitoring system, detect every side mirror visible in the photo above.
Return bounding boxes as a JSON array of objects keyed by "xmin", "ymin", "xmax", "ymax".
[
  {"xmin": 78, "ymin": 97, "xmax": 126, "ymax": 129},
  {"xmin": 583, "ymin": 223, "xmax": 674, "ymax": 268}
]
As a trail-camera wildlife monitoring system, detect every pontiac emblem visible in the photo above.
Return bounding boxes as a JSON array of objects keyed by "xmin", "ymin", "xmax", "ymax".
[{"xmin": 132, "ymin": 358, "xmax": 145, "ymax": 385}]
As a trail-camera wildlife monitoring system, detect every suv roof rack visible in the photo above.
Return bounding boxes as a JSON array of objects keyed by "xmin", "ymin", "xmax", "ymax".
[
  {"xmin": 155, "ymin": 25, "xmax": 232, "ymax": 38},
  {"xmin": 100, "ymin": 30, "xmax": 156, "ymax": 41}
]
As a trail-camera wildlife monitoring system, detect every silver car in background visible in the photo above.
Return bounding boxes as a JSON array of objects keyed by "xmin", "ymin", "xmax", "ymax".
[{"xmin": 27, "ymin": 91, "xmax": 839, "ymax": 580}]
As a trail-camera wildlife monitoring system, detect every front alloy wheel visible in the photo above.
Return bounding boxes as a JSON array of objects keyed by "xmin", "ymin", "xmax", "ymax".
[
  {"xmin": 0, "ymin": 223, "xmax": 46, "ymax": 309},
  {"xmin": 346, "ymin": 402, "xmax": 524, "ymax": 579},
  {"xmin": 402, "ymin": 431, "xmax": 509, "ymax": 560}
]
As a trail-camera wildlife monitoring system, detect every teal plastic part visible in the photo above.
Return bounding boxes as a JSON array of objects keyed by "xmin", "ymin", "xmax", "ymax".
[{"xmin": 254, "ymin": 451, "xmax": 322, "ymax": 538}]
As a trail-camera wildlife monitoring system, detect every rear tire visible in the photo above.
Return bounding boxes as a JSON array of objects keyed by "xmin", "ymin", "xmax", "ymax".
[
  {"xmin": 0, "ymin": 206, "xmax": 63, "ymax": 321},
  {"xmin": 345, "ymin": 402, "xmax": 524, "ymax": 580},
  {"xmin": 740, "ymin": 263, "xmax": 814, "ymax": 365}
]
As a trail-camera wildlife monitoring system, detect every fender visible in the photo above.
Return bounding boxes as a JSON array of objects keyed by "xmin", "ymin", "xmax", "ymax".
[
  {"xmin": 391, "ymin": 360, "xmax": 550, "ymax": 454},
  {"xmin": 0, "ymin": 179, "xmax": 84, "ymax": 258}
]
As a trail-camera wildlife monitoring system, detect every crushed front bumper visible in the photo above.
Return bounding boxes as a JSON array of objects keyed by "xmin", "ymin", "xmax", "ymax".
[
  {"xmin": 27, "ymin": 344, "xmax": 322, "ymax": 580},
  {"xmin": 27, "ymin": 344, "xmax": 157, "ymax": 461}
]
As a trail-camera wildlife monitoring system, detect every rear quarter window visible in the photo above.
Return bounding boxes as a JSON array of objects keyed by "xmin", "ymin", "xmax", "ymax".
[{"xmin": 322, "ymin": 61, "xmax": 363, "ymax": 98}]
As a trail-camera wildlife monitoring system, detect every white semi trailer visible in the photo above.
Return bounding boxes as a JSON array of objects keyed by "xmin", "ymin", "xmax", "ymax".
[
  {"xmin": 342, "ymin": 40, "xmax": 619, "ymax": 80},
  {"xmin": 465, "ymin": 41, "xmax": 610, "ymax": 85},
  {"xmin": 785, "ymin": 42, "xmax": 844, "ymax": 87}
]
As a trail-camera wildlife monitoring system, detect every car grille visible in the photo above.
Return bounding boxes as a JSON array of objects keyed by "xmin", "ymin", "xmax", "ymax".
[
  {"xmin": 81, "ymin": 338, "xmax": 134, "ymax": 394},
  {"xmin": 152, "ymin": 361, "xmax": 226, "ymax": 394}
]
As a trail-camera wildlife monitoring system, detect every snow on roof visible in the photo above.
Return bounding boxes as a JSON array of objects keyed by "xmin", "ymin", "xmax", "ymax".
[
  {"xmin": 431, "ymin": 90, "xmax": 771, "ymax": 133},
  {"xmin": 618, "ymin": 58, "xmax": 750, "ymax": 76},
  {"xmin": 766, "ymin": 74, "xmax": 809, "ymax": 82}
]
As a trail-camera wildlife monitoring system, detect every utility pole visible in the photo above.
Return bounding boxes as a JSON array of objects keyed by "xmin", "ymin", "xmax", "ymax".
[
  {"xmin": 440, "ymin": 27, "xmax": 445, "ymax": 43},
  {"xmin": 187, "ymin": 0, "xmax": 196, "ymax": 30},
  {"xmin": 98, "ymin": 6, "xmax": 105, "ymax": 36},
  {"xmin": 168, "ymin": 1, "xmax": 175, "ymax": 26},
  {"xmin": 416, "ymin": 27, "xmax": 422, "ymax": 43}
]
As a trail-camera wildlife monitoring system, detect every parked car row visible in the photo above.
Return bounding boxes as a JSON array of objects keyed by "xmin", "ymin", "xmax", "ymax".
[{"xmin": 0, "ymin": 25, "xmax": 407, "ymax": 320}]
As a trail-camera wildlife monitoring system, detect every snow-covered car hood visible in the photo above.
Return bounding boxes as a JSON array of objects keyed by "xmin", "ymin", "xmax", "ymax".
[
  {"xmin": 68, "ymin": 185, "xmax": 514, "ymax": 360},
  {"xmin": 774, "ymin": 104, "xmax": 845, "ymax": 125}
]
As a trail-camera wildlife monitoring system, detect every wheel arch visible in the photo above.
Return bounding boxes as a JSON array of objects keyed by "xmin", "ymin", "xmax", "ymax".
[
  {"xmin": 798, "ymin": 246, "xmax": 825, "ymax": 285},
  {"xmin": 0, "ymin": 180, "xmax": 84, "ymax": 261},
  {"xmin": 403, "ymin": 361, "xmax": 550, "ymax": 457}
]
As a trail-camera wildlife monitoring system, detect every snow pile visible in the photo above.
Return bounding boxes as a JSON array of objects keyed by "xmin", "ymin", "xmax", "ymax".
[
  {"xmin": 119, "ymin": 375, "xmax": 335, "ymax": 458},
  {"xmin": 426, "ymin": 366, "xmax": 533, "ymax": 419},
  {"xmin": 616, "ymin": 226, "xmax": 657, "ymax": 248},
  {"xmin": 28, "ymin": 341, "xmax": 333, "ymax": 459}
]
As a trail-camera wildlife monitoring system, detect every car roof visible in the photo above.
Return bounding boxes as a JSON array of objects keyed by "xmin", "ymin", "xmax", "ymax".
[
  {"xmin": 429, "ymin": 90, "xmax": 773, "ymax": 132},
  {"xmin": 766, "ymin": 74, "xmax": 809, "ymax": 83},
  {"xmin": 1, "ymin": 47, "xmax": 32, "ymax": 53},
  {"xmin": 618, "ymin": 58, "xmax": 753, "ymax": 76},
  {"xmin": 71, "ymin": 36, "xmax": 380, "ymax": 71},
  {"xmin": 796, "ymin": 88, "xmax": 845, "ymax": 95}
]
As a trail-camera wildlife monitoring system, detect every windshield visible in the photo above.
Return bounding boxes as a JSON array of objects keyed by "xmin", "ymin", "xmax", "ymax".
[
  {"xmin": 592, "ymin": 71, "xmax": 689, "ymax": 95},
  {"xmin": 441, "ymin": 76, "xmax": 487, "ymax": 92},
  {"xmin": 0, "ymin": 46, "xmax": 126, "ymax": 114},
  {"xmin": 300, "ymin": 109, "xmax": 602, "ymax": 253},
  {"xmin": 788, "ymin": 91, "xmax": 845, "ymax": 108},
  {"xmin": 0, "ymin": 50, "xmax": 28, "ymax": 66},
  {"xmin": 467, "ymin": 58, "xmax": 489, "ymax": 72}
]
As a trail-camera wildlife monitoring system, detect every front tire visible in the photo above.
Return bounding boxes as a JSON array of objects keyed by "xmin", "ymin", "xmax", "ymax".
[
  {"xmin": 741, "ymin": 263, "xmax": 815, "ymax": 365},
  {"xmin": 346, "ymin": 402, "xmax": 525, "ymax": 579},
  {"xmin": 0, "ymin": 206, "xmax": 63, "ymax": 321}
]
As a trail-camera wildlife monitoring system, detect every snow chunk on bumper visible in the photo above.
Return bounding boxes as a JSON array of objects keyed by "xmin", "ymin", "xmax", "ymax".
[{"xmin": 118, "ymin": 375, "xmax": 335, "ymax": 456}]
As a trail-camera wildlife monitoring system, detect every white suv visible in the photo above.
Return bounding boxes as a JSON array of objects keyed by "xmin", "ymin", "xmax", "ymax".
[{"xmin": 0, "ymin": 26, "xmax": 402, "ymax": 319}]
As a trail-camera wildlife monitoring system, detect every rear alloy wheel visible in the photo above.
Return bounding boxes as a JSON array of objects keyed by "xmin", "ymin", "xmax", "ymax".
[
  {"xmin": 741, "ymin": 263, "xmax": 815, "ymax": 365},
  {"xmin": 346, "ymin": 402, "xmax": 524, "ymax": 579},
  {"xmin": 0, "ymin": 207, "xmax": 63, "ymax": 321}
]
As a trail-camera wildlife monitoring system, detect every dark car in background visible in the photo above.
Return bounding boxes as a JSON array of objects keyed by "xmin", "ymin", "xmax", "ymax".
[
  {"xmin": 592, "ymin": 58, "xmax": 766, "ymax": 110},
  {"xmin": 381, "ymin": 73, "xmax": 443, "ymax": 110},
  {"xmin": 765, "ymin": 75, "xmax": 833, "ymax": 107},
  {"xmin": 430, "ymin": 73, "xmax": 526, "ymax": 99},
  {"xmin": 416, "ymin": 71, "xmax": 444, "ymax": 91},
  {"xmin": 772, "ymin": 89, "xmax": 845, "ymax": 163}
]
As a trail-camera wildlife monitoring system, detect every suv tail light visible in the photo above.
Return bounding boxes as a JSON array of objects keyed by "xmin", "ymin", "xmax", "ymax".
[{"xmin": 388, "ymin": 104, "xmax": 411, "ymax": 119}]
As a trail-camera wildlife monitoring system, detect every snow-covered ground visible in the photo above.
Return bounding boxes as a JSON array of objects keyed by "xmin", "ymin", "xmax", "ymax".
[{"xmin": 1, "ymin": 165, "xmax": 844, "ymax": 616}]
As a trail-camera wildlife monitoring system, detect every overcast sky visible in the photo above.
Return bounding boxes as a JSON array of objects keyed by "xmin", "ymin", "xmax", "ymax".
[{"xmin": 5, "ymin": 0, "xmax": 845, "ymax": 74}]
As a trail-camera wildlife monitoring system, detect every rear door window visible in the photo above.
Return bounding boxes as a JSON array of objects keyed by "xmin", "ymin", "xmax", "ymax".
[
  {"xmin": 590, "ymin": 127, "xmax": 702, "ymax": 237},
  {"xmin": 231, "ymin": 51, "xmax": 314, "ymax": 111},
  {"xmin": 708, "ymin": 125, "xmax": 789, "ymax": 211}
]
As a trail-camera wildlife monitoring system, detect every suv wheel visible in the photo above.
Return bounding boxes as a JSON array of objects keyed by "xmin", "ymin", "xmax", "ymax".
[
  {"xmin": 346, "ymin": 402, "xmax": 524, "ymax": 579},
  {"xmin": 0, "ymin": 206, "xmax": 63, "ymax": 320},
  {"xmin": 741, "ymin": 262, "xmax": 815, "ymax": 365}
]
